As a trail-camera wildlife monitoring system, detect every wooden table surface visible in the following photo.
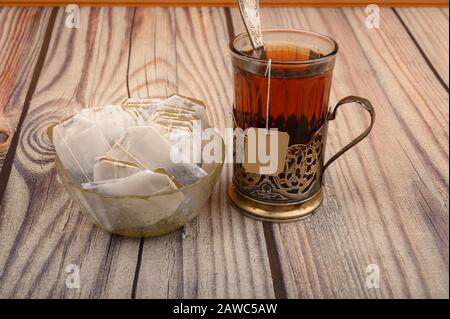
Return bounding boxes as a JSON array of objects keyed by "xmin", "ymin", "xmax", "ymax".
[{"xmin": 0, "ymin": 6, "xmax": 448, "ymax": 299}]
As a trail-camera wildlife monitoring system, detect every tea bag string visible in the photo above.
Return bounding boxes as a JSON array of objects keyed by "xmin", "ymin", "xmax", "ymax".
[
  {"xmin": 265, "ymin": 59, "xmax": 272, "ymax": 130},
  {"xmin": 169, "ymin": 96, "xmax": 186, "ymax": 129},
  {"xmin": 158, "ymin": 96, "xmax": 195, "ymax": 133},
  {"xmin": 114, "ymin": 141, "xmax": 150, "ymax": 171}
]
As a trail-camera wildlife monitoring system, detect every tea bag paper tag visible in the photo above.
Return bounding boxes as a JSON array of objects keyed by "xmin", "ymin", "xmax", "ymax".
[{"xmin": 243, "ymin": 128, "xmax": 289, "ymax": 176}]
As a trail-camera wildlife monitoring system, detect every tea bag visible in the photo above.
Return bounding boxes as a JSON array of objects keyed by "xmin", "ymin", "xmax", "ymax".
[
  {"xmin": 106, "ymin": 126, "xmax": 206, "ymax": 185},
  {"xmin": 146, "ymin": 95, "xmax": 210, "ymax": 130},
  {"xmin": 53, "ymin": 104, "xmax": 138, "ymax": 183},
  {"xmin": 59, "ymin": 115, "xmax": 94, "ymax": 137},
  {"xmin": 83, "ymin": 168, "xmax": 185, "ymax": 225},
  {"xmin": 150, "ymin": 122, "xmax": 192, "ymax": 139},
  {"xmin": 122, "ymin": 98, "xmax": 158, "ymax": 125},
  {"xmin": 82, "ymin": 169, "xmax": 179, "ymax": 196},
  {"xmin": 123, "ymin": 107, "xmax": 149, "ymax": 126},
  {"xmin": 151, "ymin": 109, "xmax": 198, "ymax": 123},
  {"xmin": 54, "ymin": 96, "xmax": 210, "ymax": 188},
  {"xmin": 146, "ymin": 95, "xmax": 208, "ymax": 165},
  {"xmin": 77, "ymin": 105, "xmax": 134, "ymax": 145},
  {"xmin": 93, "ymin": 157, "xmax": 142, "ymax": 181},
  {"xmin": 53, "ymin": 116, "xmax": 111, "ymax": 183},
  {"xmin": 122, "ymin": 98, "xmax": 159, "ymax": 108},
  {"xmin": 147, "ymin": 122, "xmax": 203, "ymax": 165},
  {"xmin": 152, "ymin": 116, "xmax": 194, "ymax": 131},
  {"xmin": 149, "ymin": 104, "xmax": 198, "ymax": 124}
]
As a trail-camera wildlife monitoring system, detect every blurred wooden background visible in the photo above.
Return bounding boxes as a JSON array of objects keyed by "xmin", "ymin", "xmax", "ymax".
[{"xmin": 0, "ymin": 1, "xmax": 448, "ymax": 7}]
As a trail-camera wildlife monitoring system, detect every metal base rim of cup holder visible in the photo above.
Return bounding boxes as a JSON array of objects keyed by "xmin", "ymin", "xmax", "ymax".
[{"xmin": 228, "ymin": 184, "xmax": 324, "ymax": 222}]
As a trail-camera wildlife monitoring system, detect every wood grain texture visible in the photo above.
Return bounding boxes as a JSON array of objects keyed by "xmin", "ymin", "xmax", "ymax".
[
  {"xmin": 0, "ymin": 7, "xmax": 141, "ymax": 298},
  {"xmin": 1, "ymin": 1, "xmax": 449, "ymax": 7},
  {"xmin": 0, "ymin": 6, "xmax": 447, "ymax": 299},
  {"xmin": 126, "ymin": 7, "xmax": 184, "ymax": 299},
  {"xmin": 128, "ymin": 7, "xmax": 274, "ymax": 298},
  {"xmin": 0, "ymin": 8, "xmax": 51, "ymax": 168},
  {"xmin": 395, "ymin": 7, "xmax": 449, "ymax": 86},
  {"xmin": 230, "ymin": 7, "xmax": 448, "ymax": 298}
]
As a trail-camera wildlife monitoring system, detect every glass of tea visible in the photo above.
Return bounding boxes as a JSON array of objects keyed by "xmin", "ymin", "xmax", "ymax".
[{"xmin": 229, "ymin": 29, "xmax": 375, "ymax": 221}]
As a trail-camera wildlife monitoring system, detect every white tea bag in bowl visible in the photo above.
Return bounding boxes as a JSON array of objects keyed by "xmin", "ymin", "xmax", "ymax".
[
  {"xmin": 153, "ymin": 117, "xmax": 194, "ymax": 131},
  {"xmin": 59, "ymin": 115, "xmax": 94, "ymax": 137},
  {"xmin": 78, "ymin": 105, "xmax": 134, "ymax": 145},
  {"xmin": 82, "ymin": 169, "xmax": 179, "ymax": 196},
  {"xmin": 106, "ymin": 126, "xmax": 206, "ymax": 186},
  {"xmin": 151, "ymin": 109, "xmax": 198, "ymax": 123},
  {"xmin": 144, "ymin": 95, "xmax": 210, "ymax": 130},
  {"xmin": 121, "ymin": 98, "xmax": 159, "ymax": 125},
  {"xmin": 149, "ymin": 123, "xmax": 192, "ymax": 143},
  {"xmin": 53, "ymin": 117, "xmax": 111, "ymax": 183},
  {"xmin": 123, "ymin": 107, "xmax": 149, "ymax": 126},
  {"xmin": 82, "ymin": 169, "xmax": 185, "ymax": 220},
  {"xmin": 52, "ymin": 96, "xmax": 223, "ymax": 238},
  {"xmin": 163, "ymin": 94, "xmax": 210, "ymax": 128},
  {"xmin": 93, "ymin": 157, "xmax": 142, "ymax": 181},
  {"xmin": 149, "ymin": 106, "xmax": 199, "ymax": 126}
]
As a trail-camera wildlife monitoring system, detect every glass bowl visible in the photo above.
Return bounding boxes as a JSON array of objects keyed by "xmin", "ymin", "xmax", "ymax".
[{"xmin": 54, "ymin": 149, "xmax": 224, "ymax": 238}]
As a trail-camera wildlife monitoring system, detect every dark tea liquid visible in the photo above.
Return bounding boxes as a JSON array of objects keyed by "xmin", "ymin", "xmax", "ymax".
[{"xmin": 233, "ymin": 42, "xmax": 334, "ymax": 145}]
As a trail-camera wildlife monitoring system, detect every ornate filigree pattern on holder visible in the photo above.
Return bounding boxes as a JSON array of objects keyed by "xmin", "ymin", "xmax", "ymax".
[
  {"xmin": 233, "ymin": 123, "xmax": 327, "ymax": 203},
  {"xmin": 238, "ymin": 0, "xmax": 264, "ymax": 50}
]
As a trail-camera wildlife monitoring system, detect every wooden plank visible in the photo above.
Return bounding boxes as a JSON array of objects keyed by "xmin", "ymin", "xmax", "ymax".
[
  {"xmin": 125, "ymin": 7, "xmax": 184, "ymax": 299},
  {"xmin": 395, "ymin": 7, "xmax": 449, "ymax": 86},
  {"xmin": 1, "ymin": 1, "xmax": 449, "ymax": 7},
  {"xmin": 1, "ymin": 5, "xmax": 447, "ymax": 299},
  {"xmin": 0, "ymin": 7, "xmax": 141, "ymax": 298},
  {"xmin": 230, "ymin": 7, "xmax": 448, "ymax": 298},
  {"xmin": 130, "ymin": 7, "xmax": 275, "ymax": 298},
  {"xmin": 0, "ymin": 7, "xmax": 51, "ymax": 169}
]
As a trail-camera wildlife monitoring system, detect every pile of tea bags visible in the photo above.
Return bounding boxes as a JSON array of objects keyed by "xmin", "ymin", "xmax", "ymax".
[{"xmin": 53, "ymin": 95, "xmax": 209, "ymax": 197}]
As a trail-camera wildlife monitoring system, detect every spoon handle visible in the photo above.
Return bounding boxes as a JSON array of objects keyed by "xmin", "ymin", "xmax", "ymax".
[{"xmin": 237, "ymin": 0, "xmax": 264, "ymax": 51}]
